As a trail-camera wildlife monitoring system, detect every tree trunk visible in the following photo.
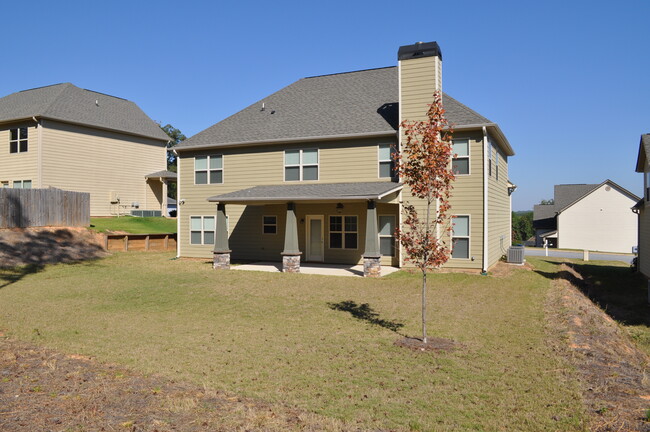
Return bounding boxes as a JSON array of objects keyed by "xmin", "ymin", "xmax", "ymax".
[{"xmin": 422, "ymin": 270, "xmax": 427, "ymax": 343}]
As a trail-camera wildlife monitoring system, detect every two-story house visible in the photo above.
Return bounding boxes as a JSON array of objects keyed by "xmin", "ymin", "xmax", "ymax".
[
  {"xmin": 634, "ymin": 133, "xmax": 650, "ymax": 278},
  {"xmin": 174, "ymin": 41, "xmax": 515, "ymax": 275},
  {"xmin": 0, "ymin": 83, "xmax": 173, "ymax": 216}
]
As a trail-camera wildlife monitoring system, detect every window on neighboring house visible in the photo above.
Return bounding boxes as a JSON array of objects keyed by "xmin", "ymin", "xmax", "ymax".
[
  {"xmin": 488, "ymin": 140, "xmax": 492, "ymax": 177},
  {"xmin": 329, "ymin": 215, "xmax": 357, "ymax": 249},
  {"xmin": 195, "ymin": 155, "xmax": 223, "ymax": 184},
  {"xmin": 190, "ymin": 216, "xmax": 215, "ymax": 245},
  {"xmin": 378, "ymin": 143, "xmax": 395, "ymax": 178},
  {"xmin": 452, "ymin": 139, "xmax": 469, "ymax": 175},
  {"xmin": 1, "ymin": 181, "xmax": 9, "ymax": 188},
  {"xmin": 263, "ymin": 215, "xmax": 277, "ymax": 234},
  {"xmin": 285, "ymin": 149, "xmax": 318, "ymax": 181},
  {"xmin": 646, "ymin": 172, "xmax": 650, "ymax": 201},
  {"xmin": 495, "ymin": 147, "xmax": 499, "ymax": 181},
  {"xmin": 10, "ymin": 127, "xmax": 28, "ymax": 153},
  {"xmin": 379, "ymin": 215, "xmax": 396, "ymax": 256},
  {"xmin": 451, "ymin": 215, "xmax": 470, "ymax": 259},
  {"xmin": 13, "ymin": 180, "xmax": 32, "ymax": 189}
]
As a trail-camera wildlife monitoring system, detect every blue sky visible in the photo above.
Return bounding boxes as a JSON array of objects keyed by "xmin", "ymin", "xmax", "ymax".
[{"xmin": 2, "ymin": 0, "xmax": 649, "ymax": 210}]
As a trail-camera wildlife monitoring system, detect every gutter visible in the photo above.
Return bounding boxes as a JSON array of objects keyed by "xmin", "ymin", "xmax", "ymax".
[{"xmin": 482, "ymin": 126, "xmax": 489, "ymax": 273}]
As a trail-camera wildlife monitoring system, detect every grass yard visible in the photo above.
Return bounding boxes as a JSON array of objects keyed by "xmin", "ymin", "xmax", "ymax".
[
  {"xmin": 0, "ymin": 253, "xmax": 586, "ymax": 431},
  {"xmin": 90, "ymin": 216, "xmax": 177, "ymax": 234}
]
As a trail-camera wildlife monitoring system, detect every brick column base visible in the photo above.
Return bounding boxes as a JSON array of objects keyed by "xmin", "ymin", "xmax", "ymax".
[
  {"xmin": 282, "ymin": 253, "xmax": 301, "ymax": 273},
  {"xmin": 363, "ymin": 256, "xmax": 381, "ymax": 278},
  {"xmin": 213, "ymin": 251, "xmax": 231, "ymax": 270}
]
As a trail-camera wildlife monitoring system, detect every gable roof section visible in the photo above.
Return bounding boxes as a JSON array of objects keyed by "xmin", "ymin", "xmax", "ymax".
[
  {"xmin": 177, "ymin": 67, "xmax": 512, "ymax": 154},
  {"xmin": 635, "ymin": 134, "xmax": 650, "ymax": 172},
  {"xmin": 0, "ymin": 83, "xmax": 169, "ymax": 142},
  {"xmin": 533, "ymin": 180, "xmax": 640, "ymax": 224}
]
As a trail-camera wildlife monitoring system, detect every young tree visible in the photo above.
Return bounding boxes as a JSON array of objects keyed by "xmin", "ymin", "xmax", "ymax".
[
  {"xmin": 395, "ymin": 91, "xmax": 455, "ymax": 344},
  {"xmin": 160, "ymin": 123, "xmax": 186, "ymax": 200}
]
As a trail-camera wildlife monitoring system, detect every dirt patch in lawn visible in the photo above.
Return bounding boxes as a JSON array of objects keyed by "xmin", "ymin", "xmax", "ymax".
[
  {"xmin": 0, "ymin": 227, "xmax": 107, "ymax": 269},
  {"xmin": 0, "ymin": 336, "xmax": 349, "ymax": 431},
  {"xmin": 545, "ymin": 263, "xmax": 650, "ymax": 432}
]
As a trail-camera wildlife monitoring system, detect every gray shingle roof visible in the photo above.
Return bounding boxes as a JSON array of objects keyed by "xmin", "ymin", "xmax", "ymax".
[
  {"xmin": 145, "ymin": 170, "xmax": 177, "ymax": 179},
  {"xmin": 0, "ymin": 83, "xmax": 169, "ymax": 141},
  {"xmin": 635, "ymin": 134, "xmax": 650, "ymax": 172},
  {"xmin": 207, "ymin": 182, "xmax": 403, "ymax": 203},
  {"xmin": 178, "ymin": 67, "xmax": 507, "ymax": 152}
]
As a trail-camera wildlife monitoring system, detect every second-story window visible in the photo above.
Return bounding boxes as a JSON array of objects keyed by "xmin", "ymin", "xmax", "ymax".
[
  {"xmin": 378, "ymin": 143, "xmax": 395, "ymax": 178},
  {"xmin": 195, "ymin": 155, "xmax": 223, "ymax": 184},
  {"xmin": 10, "ymin": 127, "xmax": 28, "ymax": 153},
  {"xmin": 285, "ymin": 149, "xmax": 318, "ymax": 181},
  {"xmin": 495, "ymin": 146, "xmax": 500, "ymax": 181},
  {"xmin": 452, "ymin": 139, "xmax": 469, "ymax": 175}
]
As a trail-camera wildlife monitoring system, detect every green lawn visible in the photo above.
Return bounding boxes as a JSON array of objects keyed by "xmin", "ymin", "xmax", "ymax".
[
  {"xmin": 90, "ymin": 216, "xmax": 177, "ymax": 234},
  {"xmin": 0, "ymin": 253, "xmax": 586, "ymax": 431}
]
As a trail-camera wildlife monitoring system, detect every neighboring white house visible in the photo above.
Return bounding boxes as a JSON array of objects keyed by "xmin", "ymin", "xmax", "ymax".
[{"xmin": 533, "ymin": 180, "xmax": 640, "ymax": 253}]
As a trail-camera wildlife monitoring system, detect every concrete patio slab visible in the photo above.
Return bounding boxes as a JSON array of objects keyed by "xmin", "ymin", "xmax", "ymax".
[{"xmin": 231, "ymin": 261, "xmax": 400, "ymax": 277}]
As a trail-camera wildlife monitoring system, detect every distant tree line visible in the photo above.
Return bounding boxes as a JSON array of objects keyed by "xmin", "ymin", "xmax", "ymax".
[{"xmin": 512, "ymin": 211, "xmax": 533, "ymax": 244}]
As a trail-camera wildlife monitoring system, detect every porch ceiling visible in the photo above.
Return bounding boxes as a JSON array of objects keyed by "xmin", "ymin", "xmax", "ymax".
[{"xmin": 206, "ymin": 181, "xmax": 402, "ymax": 204}]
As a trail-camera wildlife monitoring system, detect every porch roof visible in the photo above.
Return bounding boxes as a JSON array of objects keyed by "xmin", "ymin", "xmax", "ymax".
[{"xmin": 207, "ymin": 181, "xmax": 402, "ymax": 204}]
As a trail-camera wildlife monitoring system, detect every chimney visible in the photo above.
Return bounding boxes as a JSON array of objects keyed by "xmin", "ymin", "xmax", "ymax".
[{"xmin": 398, "ymin": 41, "xmax": 442, "ymax": 123}]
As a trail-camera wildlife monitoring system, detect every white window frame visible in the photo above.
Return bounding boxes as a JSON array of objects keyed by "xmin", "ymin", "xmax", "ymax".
[
  {"xmin": 194, "ymin": 155, "xmax": 223, "ymax": 185},
  {"xmin": 328, "ymin": 215, "xmax": 358, "ymax": 250},
  {"xmin": 378, "ymin": 143, "xmax": 395, "ymax": 179},
  {"xmin": 284, "ymin": 149, "xmax": 319, "ymax": 182},
  {"xmin": 189, "ymin": 215, "xmax": 216, "ymax": 245},
  {"xmin": 13, "ymin": 180, "xmax": 32, "ymax": 189},
  {"xmin": 452, "ymin": 139, "xmax": 470, "ymax": 176},
  {"xmin": 379, "ymin": 214, "xmax": 396, "ymax": 257},
  {"xmin": 495, "ymin": 146, "xmax": 499, "ymax": 181},
  {"xmin": 451, "ymin": 215, "xmax": 470, "ymax": 260},
  {"xmin": 262, "ymin": 215, "xmax": 277, "ymax": 235},
  {"xmin": 9, "ymin": 127, "xmax": 28, "ymax": 154}
]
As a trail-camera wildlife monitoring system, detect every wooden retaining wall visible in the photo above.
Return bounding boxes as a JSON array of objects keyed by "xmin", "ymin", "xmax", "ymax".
[
  {"xmin": 0, "ymin": 188, "xmax": 90, "ymax": 228},
  {"xmin": 105, "ymin": 233, "xmax": 177, "ymax": 252}
]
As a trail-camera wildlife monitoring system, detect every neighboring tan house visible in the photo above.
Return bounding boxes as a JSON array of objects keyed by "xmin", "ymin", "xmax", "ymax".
[
  {"xmin": 533, "ymin": 180, "xmax": 639, "ymax": 253},
  {"xmin": 634, "ymin": 134, "xmax": 650, "ymax": 278},
  {"xmin": 173, "ymin": 41, "xmax": 515, "ymax": 275},
  {"xmin": 0, "ymin": 83, "xmax": 174, "ymax": 216}
]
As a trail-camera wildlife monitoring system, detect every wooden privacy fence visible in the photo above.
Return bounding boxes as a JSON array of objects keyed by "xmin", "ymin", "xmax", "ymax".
[
  {"xmin": 0, "ymin": 188, "xmax": 90, "ymax": 228},
  {"xmin": 105, "ymin": 233, "xmax": 177, "ymax": 252}
]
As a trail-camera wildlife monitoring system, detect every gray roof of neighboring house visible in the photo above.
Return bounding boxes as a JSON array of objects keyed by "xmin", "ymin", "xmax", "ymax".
[
  {"xmin": 0, "ymin": 83, "xmax": 169, "ymax": 141},
  {"xmin": 178, "ymin": 67, "xmax": 512, "ymax": 154},
  {"xmin": 207, "ymin": 181, "xmax": 403, "ymax": 203},
  {"xmin": 167, "ymin": 197, "xmax": 177, "ymax": 205},
  {"xmin": 145, "ymin": 170, "xmax": 178, "ymax": 179},
  {"xmin": 635, "ymin": 134, "xmax": 650, "ymax": 172}
]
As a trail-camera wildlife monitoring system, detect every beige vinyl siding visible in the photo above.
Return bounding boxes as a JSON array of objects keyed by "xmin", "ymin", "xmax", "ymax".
[
  {"xmin": 40, "ymin": 120, "xmax": 167, "ymax": 216},
  {"xmin": 557, "ymin": 184, "xmax": 638, "ymax": 253},
  {"xmin": 638, "ymin": 206, "xmax": 650, "ymax": 278},
  {"xmin": 0, "ymin": 121, "xmax": 39, "ymax": 187},
  {"xmin": 399, "ymin": 56, "xmax": 441, "ymax": 122},
  {"xmin": 487, "ymin": 139, "xmax": 511, "ymax": 268},
  {"xmin": 177, "ymin": 138, "xmax": 399, "ymax": 263}
]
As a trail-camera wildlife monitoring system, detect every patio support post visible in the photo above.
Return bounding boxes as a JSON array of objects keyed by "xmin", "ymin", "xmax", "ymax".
[
  {"xmin": 363, "ymin": 200, "xmax": 381, "ymax": 277},
  {"xmin": 213, "ymin": 203, "xmax": 231, "ymax": 270},
  {"xmin": 281, "ymin": 202, "xmax": 301, "ymax": 273}
]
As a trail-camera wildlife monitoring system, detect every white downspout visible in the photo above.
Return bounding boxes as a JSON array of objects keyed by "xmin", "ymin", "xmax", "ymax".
[
  {"xmin": 174, "ymin": 148, "xmax": 181, "ymax": 258},
  {"xmin": 482, "ymin": 127, "xmax": 489, "ymax": 273}
]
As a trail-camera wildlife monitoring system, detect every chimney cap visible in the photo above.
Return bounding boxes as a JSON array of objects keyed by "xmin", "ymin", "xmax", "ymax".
[{"xmin": 397, "ymin": 41, "xmax": 442, "ymax": 61}]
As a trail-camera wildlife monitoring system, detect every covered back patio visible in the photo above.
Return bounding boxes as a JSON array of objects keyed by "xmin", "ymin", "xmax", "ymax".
[{"xmin": 206, "ymin": 182, "xmax": 402, "ymax": 277}]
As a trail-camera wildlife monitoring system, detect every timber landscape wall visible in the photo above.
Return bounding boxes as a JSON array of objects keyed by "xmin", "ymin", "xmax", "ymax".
[{"xmin": 0, "ymin": 188, "xmax": 90, "ymax": 229}]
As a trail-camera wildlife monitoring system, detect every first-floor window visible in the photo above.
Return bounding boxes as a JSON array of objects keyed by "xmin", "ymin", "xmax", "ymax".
[
  {"xmin": 329, "ymin": 215, "xmax": 357, "ymax": 249},
  {"xmin": 190, "ymin": 216, "xmax": 215, "ymax": 245},
  {"xmin": 263, "ymin": 215, "xmax": 277, "ymax": 234},
  {"xmin": 379, "ymin": 215, "xmax": 395, "ymax": 256},
  {"xmin": 1, "ymin": 181, "xmax": 9, "ymax": 188},
  {"xmin": 451, "ymin": 215, "xmax": 470, "ymax": 259},
  {"xmin": 13, "ymin": 180, "xmax": 32, "ymax": 189}
]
